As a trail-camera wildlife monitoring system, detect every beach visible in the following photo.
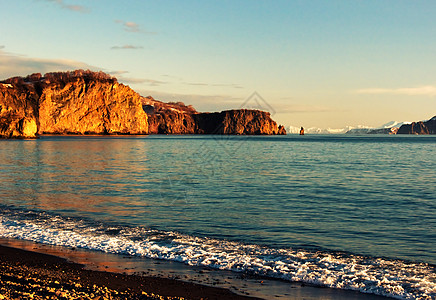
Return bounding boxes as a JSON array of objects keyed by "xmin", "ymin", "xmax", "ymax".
[
  {"xmin": 0, "ymin": 241, "xmax": 258, "ymax": 300},
  {"xmin": 0, "ymin": 238, "xmax": 393, "ymax": 300}
]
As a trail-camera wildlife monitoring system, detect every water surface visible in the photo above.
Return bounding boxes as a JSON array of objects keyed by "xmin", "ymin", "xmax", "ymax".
[{"xmin": 1, "ymin": 135, "xmax": 435, "ymax": 299}]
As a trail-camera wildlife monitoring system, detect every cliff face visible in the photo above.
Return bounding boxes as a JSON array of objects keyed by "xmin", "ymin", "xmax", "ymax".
[
  {"xmin": 148, "ymin": 111, "xmax": 197, "ymax": 134},
  {"xmin": 1, "ymin": 70, "xmax": 286, "ymax": 138},
  {"xmin": 397, "ymin": 116, "xmax": 436, "ymax": 134},
  {"xmin": 0, "ymin": 70, "xmax": 148, "ymax": 137},
  {"xmin": 39, "ymin": 74, "xmax": 148, "ymax": 135},
  {"xmin": 0, "ymin": 82, "xmax": 38, "ymax": 138},
  {"xmin": 143, "ymin": 96, "xmax": 198, "ymax": 134},
  {"xmin": 195, "ymin": 109, "xmax": 286, "ymax": 135},
  {"xmin": 143, "ymin": 96, "xmax": 286, "ymax": 135}
]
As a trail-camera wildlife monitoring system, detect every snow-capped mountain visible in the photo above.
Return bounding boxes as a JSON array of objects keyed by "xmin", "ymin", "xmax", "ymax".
[{"xmin": 287, "ymin": 121, "xmax": 411, "ymax": 134}]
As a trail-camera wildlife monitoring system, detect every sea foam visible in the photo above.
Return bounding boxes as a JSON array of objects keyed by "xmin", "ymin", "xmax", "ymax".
[{"xmin": 0, "ymin": 208, "xmax": 435, "ymax": 300}]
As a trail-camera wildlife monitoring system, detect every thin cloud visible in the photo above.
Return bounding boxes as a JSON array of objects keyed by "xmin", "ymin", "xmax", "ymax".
[
  {"xmin": 0, "ymin": 49, "xmax": 97, "ymax": 79},
  {"xmin": 0, "ymin": 46, "xmax": 4, "ymax": 50},
  {"xmin": 182, "ymin": 81, "xmax": 243, "ymax": 89},
  {"xmin": 108, "ymin": 70, "xmax": 129, "ymax": 76},
  {"xmin": 111, "ymin": 45, "xmax": 143, "ymax": 50},
  {"xmin": 274, "ymin": 104, "xmax": 335, "ymax": 114},
  {"xmin": 45, "ymin": 0, "xmax": 89, "ymax": 13},
  {"xmin": 356, "ymin": 86, "xmax": 436, "ymax": 97},
  {"xmin": 119, "ymin": 77, "xmax": 167, "ymax": 86},
  {"xmin": 107, "ymin": 70, "xmax": 166, "ymax": 86},
  {"xmin": 114, "ymin": 20, "xmax": 155, "ymax": 34},
  {"xmin": 135, "ymin": 89, "xmax": 247, "ymax": 112},
  {"xmin": 212, "ymin": 83, "xmax": 243, "ymax": 89}
]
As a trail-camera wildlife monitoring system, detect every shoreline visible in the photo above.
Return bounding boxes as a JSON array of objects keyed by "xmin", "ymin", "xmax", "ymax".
[
  {"xmin": 0, "ymin": 241, "xmax": 257, "ymax": 300},
  {"xmin": 0, "ymin": 238, "xmax": 390, "ymax": 300}
]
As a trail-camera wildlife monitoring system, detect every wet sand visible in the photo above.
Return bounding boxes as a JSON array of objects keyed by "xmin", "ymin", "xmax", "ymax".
[
  {"xmin": 0, "ymin": 238, "xmax": 389, "ymax": 299},
  {"xmin": 0, "ymin": 244, "xmax": 258, "ymax": 299}
]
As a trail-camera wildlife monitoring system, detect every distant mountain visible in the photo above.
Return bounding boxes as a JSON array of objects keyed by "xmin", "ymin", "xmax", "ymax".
[
  {"xmin": 397, "ymin": 116, "xmax": 436, "ymax": 134},
  {"xmin": 287, "ymin": 121, "xmax": 412, "ymax": 135},
  {"xmin": 288, "ymin": 125, "xmax": 367, "ymax": 134}
]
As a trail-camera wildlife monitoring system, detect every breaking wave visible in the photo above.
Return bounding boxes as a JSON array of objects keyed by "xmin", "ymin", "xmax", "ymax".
[{"xmin": 1, "ymin": 207, "xmax": 435, "ymax": 300}]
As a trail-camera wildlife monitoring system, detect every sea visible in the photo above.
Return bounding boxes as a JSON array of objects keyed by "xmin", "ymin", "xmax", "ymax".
[{"xmin": 0, "ymin": 135, "xmax": 435, "ymax": 299}]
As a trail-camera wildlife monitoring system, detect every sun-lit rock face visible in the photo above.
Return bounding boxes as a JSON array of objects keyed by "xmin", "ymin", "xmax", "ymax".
[
  {"xmin": 0, "ymin": 82, "xmax": 39, "ymax": 138},
  {"xmin": 1, "ymin": 70, "xmax": 286, "ymax": 138},
  {"xmin": 38, "ymin": 73, "xmax": 148, "ymax": 135},
  {"xmin": 0, "ymin": 70, "xmax": 148, "ymax": 137}
]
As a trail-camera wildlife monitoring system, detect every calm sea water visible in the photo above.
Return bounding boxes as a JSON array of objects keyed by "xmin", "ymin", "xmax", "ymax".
[{"xmin": 0, "ymin": 135, "xmax": 435, "ymax": 299}]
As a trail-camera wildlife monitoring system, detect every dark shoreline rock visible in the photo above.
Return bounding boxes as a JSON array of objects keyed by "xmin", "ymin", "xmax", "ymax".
[
  {"xmin": 144, "ymin": 96, "xmax": 286, "ymax": 135},
  {"xmin": 397, "ymin": 116, "xmax": 436, "ymax": 134}
]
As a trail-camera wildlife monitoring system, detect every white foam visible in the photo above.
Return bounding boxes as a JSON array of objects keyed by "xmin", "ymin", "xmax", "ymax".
[{"xmin": 1, "ymin": 212, "xmax": 435, "ymax": 300}]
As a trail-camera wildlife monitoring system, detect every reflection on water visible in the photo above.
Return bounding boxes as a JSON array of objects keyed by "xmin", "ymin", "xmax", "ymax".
[{"xmin": 1, "ymin": 137, "xmax": 152, "ymax": 220}]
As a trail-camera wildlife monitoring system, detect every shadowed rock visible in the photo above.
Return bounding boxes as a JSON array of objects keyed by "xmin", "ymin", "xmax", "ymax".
[
  {"xmin": 144, "ymin": 96, "xmax": 286, "ymax": 135},
  {"xmin": 397, "ymin": 116, "xmax": 436, "ymax": 134}
]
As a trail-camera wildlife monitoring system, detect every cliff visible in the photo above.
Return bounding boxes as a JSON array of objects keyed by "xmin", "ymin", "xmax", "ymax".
[
  {"xmin": 143, "ymin": 97, "xmax": 286, "ymax": 135},
  {"xmin": 1, "ymin": 70, "xmax": 148, "ymax": 137},
  {"xmin": 397, "ymin": 116, "xmax": 436, "ymax": 134},
  {"xmin": 144, "ymin": 96, "xmax": 198, "ymax": 134},
  {"xmin": 1, "ymin": 70, "xmax": 286, "ymax": 138},
  {"xmin": 0, "ymin": 82, "xmax": 38, "ymax": 138},
  {"xmin": 195, "ymin": 110, "xmax": 286, "ymax": 135}
]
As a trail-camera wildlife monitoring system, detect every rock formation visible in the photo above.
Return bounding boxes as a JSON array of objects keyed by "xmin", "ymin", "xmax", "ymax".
[
  {"xmin": 0, "ymin": 81, "xmax": 39, "ymax": 138},
  {"xmin": 1, "ymin": 70, "xmax": 286, "ymax": 137},
  {"xmin": 397, "ymin": 116, "xmax": 436, "ymax": 134},
  {"xmin": 195, "ymin": 110, "xmax": 286, "ymax": 135},
  {"xmin": 144, "ymin": 96, "xmax": 198, "ymax": 134},
  {"xmin": 0, "ymin": 70, "xmax": 148, "ymax": 138},
  {"xmin": 38, "ymin": 71, "xmax": 148, "ymax": 135},
  {"xmin": 143, "ymin": 96, "xmax": 286, "ymax": 135}
]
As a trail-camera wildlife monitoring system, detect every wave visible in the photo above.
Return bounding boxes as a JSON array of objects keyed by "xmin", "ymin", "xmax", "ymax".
[{"xmin": 0, "ymin": 207, "xmax": 435, "ymax": 300}]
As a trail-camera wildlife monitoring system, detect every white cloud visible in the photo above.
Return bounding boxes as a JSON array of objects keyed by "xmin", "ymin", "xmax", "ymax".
[
  {"xmin": 356, "ymin": 86, "xmax": 436, "ymax": 97},
  {"xmin": 0, "ymin": 49, "xmax": 97, "ymax": 79}
]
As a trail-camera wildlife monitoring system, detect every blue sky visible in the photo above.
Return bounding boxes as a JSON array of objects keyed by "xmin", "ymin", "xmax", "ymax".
[{"xmin": 1, "ymin": 0, "xmax": 435, "ymax": 128}]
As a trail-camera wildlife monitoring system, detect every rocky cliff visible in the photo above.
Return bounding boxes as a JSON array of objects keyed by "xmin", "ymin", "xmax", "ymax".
[
  {"xmin": 1, "ymin": 70, "xmax": 286, "ymax": 138},
  {"xmin": 0, "ymin": 70, "xmax": 148, "ymax": 137},
  {"xmin": 143, "ymin": 96, "xmax": 286, "ymax": 135},
  {"xmin": 144, "ymin": 96, "xmax": 198, "ymax": 134},
  {"xmin": 0, "ymin": 81, "xmax": 38, "ymax": 138},
  {"xmin": 397, "ymin": 116, "xmax": 436, "ymax": 134},
  {"xmin": 195, "ymin": 110, "xmax": 286, "ymax": 135}
]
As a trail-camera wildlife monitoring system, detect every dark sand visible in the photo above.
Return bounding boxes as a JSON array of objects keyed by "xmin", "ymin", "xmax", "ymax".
[
  {"xmin": 0, "ymin": 239, "xmax": 390, "ymax": 300},
  {"xmin": 0, "ymin": 244, "xmax": 258, "ymax": 300}
]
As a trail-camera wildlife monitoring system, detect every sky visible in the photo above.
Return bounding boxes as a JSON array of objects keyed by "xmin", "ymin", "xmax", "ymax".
[{"xmin": 1, "ymin": 0, "xmax": 435, "ymax": 129}]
